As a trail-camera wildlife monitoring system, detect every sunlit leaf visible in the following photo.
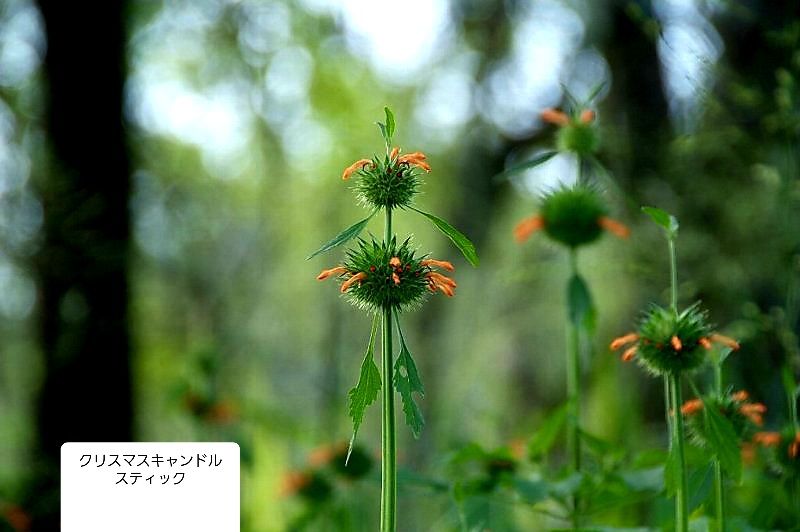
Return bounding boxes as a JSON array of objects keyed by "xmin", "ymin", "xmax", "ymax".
[
  {"xmin": 409, "ymin": 206, "xmax": 479, "ymax": 266},
  {"xmin": 641, "ymin": 206, "xmax": 679, "ymax": 237},
  {"xmin": 701, "ymin": 395, "xmax": 742, "ymax": 482},
  {"xmin": 346, "ymin": 316, "xmax": 381, "ymax": 463},
  {"xmin": 567, "ymin": 274, "xmax": 596, "ymax": 333},
  {"xmin": 513, "ymin": 479, "xmax": 549, "ymax": 504},
  {"xmin": 393, "ymin": 312, "xmax": 425, "ymax": 438},
  {"xmin": 528, "ymin": 404, "xmax": 567, "ymax": 458},
  {"xmin": 495, "ymin": 151, "xmax": 558, "ymax": 181},
  {"xmin": 384, "ymin": 106, "xmax": 395, "ymax": 139},
  {"xmin": 306, "ymin": 210, "xmax": 377, "ymax": 259}
]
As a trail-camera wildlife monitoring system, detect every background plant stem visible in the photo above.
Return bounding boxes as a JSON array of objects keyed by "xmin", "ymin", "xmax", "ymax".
[
  {"xmin": 380, "ymin": 207, "xmax": 397, "ymax": 532},
  {"xmin": 714, "ymin": 360, "xmax": 725, "ymax": 532},
  {"xmin": 566, "ymin": 248, "xmax": 581, "ymax": 527}
]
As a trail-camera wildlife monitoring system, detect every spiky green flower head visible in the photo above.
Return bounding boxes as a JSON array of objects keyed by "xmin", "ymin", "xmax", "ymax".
[
  {"xmin": 514, "ymin": 185, "xmax": 630, "ymax": 248},
  {"xmin": 317, "ymin": 237, "xmax": 457, "ymax": 313},
  {"xmin": 542, "ymin": 107, "xmax": 599, "ymax": 156},
  {"xmin": 636, "ymin": 303, "xmax": 713, "ymax": 376},
  {"xmin": 340, "ymin": 108, "xmax": 431, "ymax": 210},
  {"xmin": 682, "ymin": 391, "xmax": 765, "ymax": 449}
]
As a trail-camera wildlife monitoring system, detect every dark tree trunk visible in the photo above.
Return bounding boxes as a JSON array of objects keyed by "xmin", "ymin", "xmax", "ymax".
[{"xmin": 28, "ymin": 2, "xmax": 132, "ymax": 527}]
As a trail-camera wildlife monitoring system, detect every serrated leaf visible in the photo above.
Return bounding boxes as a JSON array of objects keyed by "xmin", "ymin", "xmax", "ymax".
[
  {"xmin": 306, "ymin": 210, "xmax": 377, "ymax": 259},
  {"xmin": 528, "ymin": 404, "xmax": 567, "ymax": 458},
  {"xmin": 567, "ymin": 274, "xmax": 596, "ymax": 333},
  {"xmin": 701, "ymin": 396, "xmax": 742, "ymax": 482},
  {"xmin": 393, "ymin": 313, "xmax": 425, "ymax": 438},
  {"xmin": 384, "ymin": 106, "xmax": 395, "ymax": 139},
  {"xmin": 409, "ymin": 206, "xmax": 479, "ymax": 266},
  {"xmin": 641, "ymin": 206, "xmax": 679, "ymax": 237},
  {"xmin": 494, "ymin": 151, "xmax": 558, "ymax": 181},
  {"xmin": 346, "ymin": 316, "xmax": 381, "ymax": 463}
]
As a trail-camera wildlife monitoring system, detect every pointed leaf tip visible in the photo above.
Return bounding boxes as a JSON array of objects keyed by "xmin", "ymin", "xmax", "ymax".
[{"xmin": 410, "ymin": 207, "xmax": 479, "ymax": 267}]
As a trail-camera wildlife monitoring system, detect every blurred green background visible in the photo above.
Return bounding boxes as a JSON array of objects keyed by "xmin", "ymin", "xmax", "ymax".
[{"xmin": 0, "ymin": 0, "xmax": 797, "ymax": 529}]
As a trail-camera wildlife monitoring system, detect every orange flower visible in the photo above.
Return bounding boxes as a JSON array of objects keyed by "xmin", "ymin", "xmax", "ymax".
[
  {"xmin": 513, "ymin": 215, "xmax": 545, "ymax": 243},
  {"xmin": 280, "ymin": 471, "xmax": 311, "ymax": 497},
  {"xmin": 397, "ymin": 151, "xmax": 431, "ymax": 172},
  {"xmin": 420, "ymin": 258, "xmax": 454, "ymax": 271},
  {"xmin": 621, "ymin": 345, "xmax": 637, "ymax": 362},
  {"xmin": 541, "ymin": 108, "xmax": 570, "ymax": 126},
  {"xmin": 390, "ymin": 146, "xmax": 400, "ymax": 160},
  {"xmin": 670, "ymin": 335, "xmax": 683, "ymax": 351},
  {"xmin": 709, "ymin": 333, "xmax": 740, "ymax": 351},
  {"xmin": 698, "ymin": 337, "xmax": 712, "ymax": 350},
  {"xmin": 340, "ymin": 272, "xmax": 367, "ymax": 293},
  {"xmin": 341, "ymin": 158, "xmax": 374, "ymax": 180},
  {"xmin": 732, "ymin": 390, "xmax": 749, "ymax": 402},
  {"xmin": 680, "ymin": 399, "xmax": 703, "ymax": 416},
  {"xmin": 789, "ymin": 432, "xmax": 800, "ymax": 459},
  {"xmin": 317, "ymin": 266, "xmax": 347, "ymax": 281},
  {"xmin": 426, "ymin": 271, "xmax": 456, "ymax": 296},
  {"xmin": 598, "ymin": 216, "xmax": 630, "ymax": 238},
  {"xmin": 610, "ymin": 332, "xmax": 638, "ymax": 351},
  {"xmin": 580, "ymin": 109, "xmax": 596, "ymax": 124},
  {"xmin": 753, "ymin": 431, "xmax": 781, "ymax": 447},
  {"xmin": 740, "ymin": 403, "xmax": 766, "ymax": 426}
]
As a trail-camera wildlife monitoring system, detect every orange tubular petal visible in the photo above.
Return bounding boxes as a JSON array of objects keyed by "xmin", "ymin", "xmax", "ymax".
[
  {"xmin": 680, "ymin": 399, "xmax": 703, "ymax": 416},
  {"xmin": 428, "ymin": 272, "xmax": 456, "ymax": 287},
  {"xmin": 392, "ymin": 272, "xmax": 401, "ymax": 285},
  {"xmin": 421, "ymin": 259, "xmax": 454, "ymax": 271},
  {"xmin": 390, "ymin": 147, "xmax": 400, "ymax": 160},
  {"xmin": 317, "ymin": 266, "xmax": 347, "ymax": 280},
  {"xmin": 732, "ymin": 390, "xmax": 749, "ymax": 402},
  {"xmin": 389, "ymin": 257, "xmax": 401, "ymax": 269},
  {"xmin": 753, "ymin": 431, "xmax": 781, "ymax": 447},
  {"xmin": 340, "ymin": 272, "xmax": 367, "ymax": 293},
  {"xmin": 401, "ymin": 151, "xmax": 426, "ymax": 161},
  {"xmin": 341, "ymin": 158, "xmax": 373, "ymax": 180},
  {"xmin": 580, "ymin": 109, "xmax": 596, "ymax": 124},
  {"xmin": 741, "ymin": 403, "xmax": 767, "ymax": 414},
  {"xmin": 698, "ymin": 337, "xmax": 712, "ymax": 350},
  {"xmin": 541, "ymin": 108, "xmax": 570, "ymax": 126},
  {"xmin": 513, "ymin": 215, "xmax": 545, "ymax": 243},
  {"xmin": 621, "ymin": 346, "xmax": 637, "ymax": 362},
  {"xmin": 671, "ymin": 335, "xmax": 683, "ymax": 351},
  {"xmin": 610, "ymin": 332, "xmax": 638, "ymax": 351},
  {"xmin": 710, "ymin": 333, "xmax": 740, "ymax": 350},
  {"xmin": 598, "ymin": 216, "xmax": 631, "ymax": 239}
]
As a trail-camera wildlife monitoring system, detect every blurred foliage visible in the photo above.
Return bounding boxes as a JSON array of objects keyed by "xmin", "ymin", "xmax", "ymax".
[{"xmin": 0, "ymin": 0, "xmax": 798, "ymax": 529}]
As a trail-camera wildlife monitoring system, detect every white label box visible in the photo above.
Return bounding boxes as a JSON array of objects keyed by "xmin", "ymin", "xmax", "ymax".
[{"xmin": 62, "ymin": 442, "xmax": 239, "ymax": 532}]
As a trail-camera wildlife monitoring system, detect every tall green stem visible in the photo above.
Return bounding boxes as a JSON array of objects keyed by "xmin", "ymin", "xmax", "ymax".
[
  {"xmin": 566, "ymin": 249, "xmax": 581, "ymax": 526},
  {"xmin": 713, "ymin": 362, "xmax": 725, "ymax": 532},
  {"xmin": 380, "ymin": 208, "xmax": 396, "ymax": 532},
  {"xmin": 667, "ymin": 235, "xmax": 689, "ymax": 532},
  {"xmin": 671, "ymin": 374, "xmax": 689, "ymax": 532}
]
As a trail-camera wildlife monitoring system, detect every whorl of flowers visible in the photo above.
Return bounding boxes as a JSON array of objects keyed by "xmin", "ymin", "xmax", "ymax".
[
  {"xmin": 343, "ymin": 148, "xmax": 430, "ymax": 210},
  {"xmin": 317, "ymin": 236, "xmax": 456, "ymax": 312},
  {"xmin": 610, "ymin": 302, "xmax": 740, "ymax": 376},
  {"xmin": 753, "ymin": 429, "xmax": 800, "ymax": 475},
  {"xmin": 680, "ymin": 390, "xmax": 766, "ymax": 447},
  {"xmin": 514, "ymin": 185, "xmax": 629, "ymax": 248},
  {"xmin": 542, "ymin": 106, "xmax": 599, "ymax": 156}
]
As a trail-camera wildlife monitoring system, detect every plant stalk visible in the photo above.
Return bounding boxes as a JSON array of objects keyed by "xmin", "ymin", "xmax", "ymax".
[
  {"xmin": 671, "ymin": 374, "xmax": 689, "ymax": 532},
  {"xmin": 566, "ymin": 248, "xmax": 581, "ymax": 527},
  {"xmin": 713, "ymin": 361, "xmax": 726, "ymax": 532},
  {"xmin": 380, "ymin": 207, "xmax": 397, "ymax": 532}
]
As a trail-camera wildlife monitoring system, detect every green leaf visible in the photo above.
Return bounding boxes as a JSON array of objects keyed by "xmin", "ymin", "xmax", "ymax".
[
  {"xmin": 409, "ymin": 206, "xmax": 479, "ymax": 266},
  {"xmin": 528, "ymin": 404, "xmax": 567, "ymax": 458},
  {"xmin": 513, "ymin": 479, "xmax": 549, "ymax": 504},
  {"xmin": 586, "ymin": 81, "xmax": 607, "ymax": 104},
  {"xmin": 567, "ymin": 274, "xmax": 596, "ymax": 333},
  {"xmin": 641, "ymin": 206, "xmax": 679, "ymax": 237},
  {"xmin": 494, "ymin": 151, "xmax": 558, "ymax": 180},
  {"xmin": 306, "ymin": 210, "xmax": 377, "ymax": 259},
  {"xmin": 377, "ymin": 122, "xmax": 388, "ymax": 143},
  {"xmin": 782, "ymin": 365, "xmax": 800, "ymax": 399},
  {"xmin": 718, "ymin": 346, "xmax": 734, "ymax": 366},
  {"xmin": 346, "ymin": 316, "xmax": 381, "ymax": 463},
  {"xmin": 384, "ymin": 106, "xmax": 395, "ymax": 139},
  {"xmin": 701, "ymin": 396, "xmax": 742, "ymax": 482},
  {"xmin": 393, "ymin": 312, "xmax": 425, "ymax": 438}
]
